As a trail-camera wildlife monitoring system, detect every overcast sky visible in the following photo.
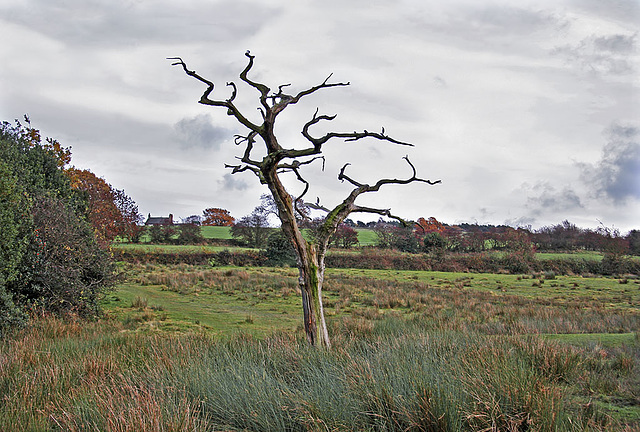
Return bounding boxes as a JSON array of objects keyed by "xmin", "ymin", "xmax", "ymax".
[{"xmin": 2, "ymin": 0, "xmax": 639, "ymax": 232}]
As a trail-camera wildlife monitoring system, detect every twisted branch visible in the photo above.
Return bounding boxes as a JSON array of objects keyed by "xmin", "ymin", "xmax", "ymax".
[
  {"xmin": 239, "ymin": 51, "xmax": 270, "ymax": 107},
  {"xmin": 167, "ymin": 56, "xmax": 262, "ymax": 133},
  {"xmin": 314, "ymin": 156, "xmax": 440, "ymax": 233},
  {"xmin": 233, "ymin": 131, "xmax": 261, "ymax": 168},
  {"xmin": 167, "ymin": 57, "xmax": 216, "ymax": 102},
  {"xmin": 338, "ymin": 156, "xmax": 440, "ymax": 191},
  {"xmin": 301, "ymin": 108, "xmax": 413, "ymax": 150},
  {"xmin": 276, "ymin": 156, "xmax": 325, "ymax": 220}
]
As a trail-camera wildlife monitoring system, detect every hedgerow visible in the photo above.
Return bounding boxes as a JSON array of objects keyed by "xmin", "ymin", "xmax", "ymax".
[{"xmin": 114, "ymin": 247, "xmax": 639, "ymax": 276}]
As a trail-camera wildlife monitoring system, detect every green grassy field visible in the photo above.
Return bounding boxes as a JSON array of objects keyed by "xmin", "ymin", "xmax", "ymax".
[
  {"xmin": 3, "ymin": 263, "xmax": 638, "ymax": 430},
  {"xmin": 103, "ymin": 265, "xmax": 639, "ymax": 335},
  {"xmin": 202, "ymin": 225, "xmax": 379, "ymax": 245},
  {"xmin": 134, "ymin": 225, "xmax": 231, "ymax": 243},
  {"xmin": 139, "ymin": 225, "xmax": 378, "ymax": 245},
  {"xmin": 113, "ymin": 243, "xmax": 256, "ymax": 253},
  {"xmin": 103, "ymin": 267, "xmax": 301, "ymax": 335},
  {"xmin": 200, "ymin": 225, "xmax": 232, "ymax": 239},
  {"xmin": 355, "ymin": 228, "xmax": 378, "ymax": 246}
]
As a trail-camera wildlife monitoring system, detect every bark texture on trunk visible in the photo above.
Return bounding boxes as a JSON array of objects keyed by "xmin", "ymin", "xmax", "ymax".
[
  {"xmin": 266, "ymin": 169, "xmax": 330, "ymax": 346},
  {"xmin": 299, "ymin": 242, "xmax": 331, "ymax": 347}
]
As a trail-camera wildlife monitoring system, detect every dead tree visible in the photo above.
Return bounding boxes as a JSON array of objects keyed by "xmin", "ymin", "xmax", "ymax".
[{"xmin": 169, "ymin": 51, "xmax": 440, "ymax": 347}]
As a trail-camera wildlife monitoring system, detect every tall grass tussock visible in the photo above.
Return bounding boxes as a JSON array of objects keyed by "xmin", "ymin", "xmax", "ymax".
[
  {"xmin": 1, "ymin": 311, "xmax": 637, "ymax": 431},
  {"xmin": 1, "ymin": 264, "xmax": 638, "ymax": 430}
]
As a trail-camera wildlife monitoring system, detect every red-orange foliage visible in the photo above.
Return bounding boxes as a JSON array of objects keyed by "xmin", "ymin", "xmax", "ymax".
[
  {"xmin": 202, "ymin": 207, "xmax": 235, "ymax": 226},
  {"xmin": 331, "ymin": 224, "xmax": 359, "ymax": 248},
  {"xmin": 66, "ymin": 168, "xmax": 142, "ymax": 244},
  {"xmin": 416, "ymin": 217, "xmax": 445, "ymax": 234}
]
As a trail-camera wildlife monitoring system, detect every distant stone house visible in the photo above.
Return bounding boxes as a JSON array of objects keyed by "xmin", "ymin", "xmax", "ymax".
[{"xmin": 145, "ymin": 213, "xmax": 174, "ymax": 226}]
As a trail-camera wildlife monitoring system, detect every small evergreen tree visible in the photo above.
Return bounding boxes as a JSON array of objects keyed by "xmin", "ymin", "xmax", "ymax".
[
  {"xmin": 176, "ymin": 223, "xmax": 204, "ymax": 244},
  {"xmin": 148, "ymin": 225, "xmax": 177, "ymax": 244},
  {"xmin": 264, "ymin": 230, "xmax": 297, "ymax": 266}
]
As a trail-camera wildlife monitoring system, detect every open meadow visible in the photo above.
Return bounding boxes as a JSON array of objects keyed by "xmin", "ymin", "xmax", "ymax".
[{"xmin": 1, "ymin": 261, "xmax": 638, "ymax": 431}]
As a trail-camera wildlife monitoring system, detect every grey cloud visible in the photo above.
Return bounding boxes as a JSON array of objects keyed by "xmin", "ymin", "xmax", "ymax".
[
  {"xmin": 504, "ymin": 216, "xmax": 537, "ymax": 228},
  {"xmin": 525, "ymin": 182, "xmax": 583, "ymax": 216},
  {"xmin": 218, "ymin": 173, "xmax": 248, "ymax": 191},
  {"xmin": 409, "ymin": 5, "xmax": 567, "ymax": 49},
  {"xmin": 470, "ymin": 6, "xmax": 566, "ymax": 35},
  {"xmin": 593, "ymin": 34, "xmax": 636, "ymax": 53},
  {"xmin": 578, "ymin": 123, "xmax": 640, "ymax": 203},
  {"xmin": 433, "ymin": 76, "xmax": 448, "ymax": 88},
  {"xmin": 553, "ymin": 33, "xmax": 637, "ymax": 76},
  {"xmin": 174, "ymin": 114, "xmax": 229, "ymax": 150},
  {"xmin": 569, "ymin": 0, "xmax": 640, "ymax": 25},
  {"xmin": 2, "ymin": 0, "xmax": 279, "ymax": 47}
]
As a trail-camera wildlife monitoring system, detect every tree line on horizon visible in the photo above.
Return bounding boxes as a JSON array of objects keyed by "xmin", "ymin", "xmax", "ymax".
[{"xmin": 148, "ymin": 202, "xmax": 640, "ymax": 257}]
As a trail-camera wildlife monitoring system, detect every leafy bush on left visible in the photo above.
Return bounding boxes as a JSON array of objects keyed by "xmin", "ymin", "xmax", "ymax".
[{"xmin": 0, "ymin": 119, "xmax": 116, "ymax": 337}]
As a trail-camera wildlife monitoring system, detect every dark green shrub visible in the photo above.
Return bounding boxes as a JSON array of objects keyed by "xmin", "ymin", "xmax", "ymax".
[
  {"xmin": 264, "ymin": 230, "xmax": 297, "ymax": 266},
  {"xmin": 10, "ymin": 194, "xmax": 115, "ymax": 318},
  {"xmin": 0, "ymin": 120, "xmax": 116, "ymax": 330},
  {"xmin": 422, "ymin": 232, "xmax": 448, "ymax": 254},
  {"xmin": 393, "ymin": 227, "xmax": 421, "ymax": 253},
  {"xmin": 0, "ymin": 159, "xmax": 28, "ymax": 333},
  {"xmin": 0, "ymin": 283, "xmax": 27, "ymax": 338},
  {"xmin": 599, "ymin": 253, "xmax": 632, "ymax": 275},
  {"xmin": 148, "ymin": 225, "xmax": 177, "ymax": 244},
  {"xmin": 175, "ymin": 224, "xmax": 204, "ymax": 245}
]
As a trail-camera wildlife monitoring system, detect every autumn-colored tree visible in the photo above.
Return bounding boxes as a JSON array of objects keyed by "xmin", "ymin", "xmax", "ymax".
[
  {"xmin": 415, "ymin": 216, "xmax": 445, "ymax": 234},
  {"xmin": 331, "ymin": 224, "xmax": 359, "ymax": 248},
  {"xmin": 112, "ymin": 188, "xmax": 145, "ymax": 242},
  {"xmin": 502, "ymin": 227, "xmax": 535, "ymax": 255},
  {"xmin": 202, "ymin": 207, "xmax": 235, "ymax": 226},
  {"xmin": 66, "ymin": 168, "xmax": 142, "ymax": 244},
  {"xmin": 66, "ymin": 168, "xmax": 119, "ymax": 244}
]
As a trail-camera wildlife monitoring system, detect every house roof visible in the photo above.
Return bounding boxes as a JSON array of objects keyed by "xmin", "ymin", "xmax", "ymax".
[{"xmin": 145, "ymin": 214, "xmax": 173, "ymax": 225}]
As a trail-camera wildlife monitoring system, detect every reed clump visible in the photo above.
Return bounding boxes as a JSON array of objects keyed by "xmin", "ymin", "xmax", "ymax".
[{"xmin": 2, "ymin": 313, "xmax": 636, "ymax": 431}]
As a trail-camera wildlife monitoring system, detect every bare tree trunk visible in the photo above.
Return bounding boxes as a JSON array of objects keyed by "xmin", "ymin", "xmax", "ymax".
[
  {"xmin": 299, "ymin": 242, "xmax": 331, "ymax": 347},
  {"xmin": 315, "ymin": 247, "xmax": 331, "ymax": 347},
  {"xmin": 265, "ymin": 171, "xmax": 331, "ymax": 346},
  {"xmin": 298, "ymin": 245, "xmax": 319, "ymax": 346}
]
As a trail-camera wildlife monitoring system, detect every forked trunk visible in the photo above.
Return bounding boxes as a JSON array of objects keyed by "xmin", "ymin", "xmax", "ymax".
[
  {"xmin": 298, "ymin": 243, "xmax": 330, "ymax": 347},
  {"xmin": 266, "ymin": 173, "xmax": 330, "ymax": 347}
]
